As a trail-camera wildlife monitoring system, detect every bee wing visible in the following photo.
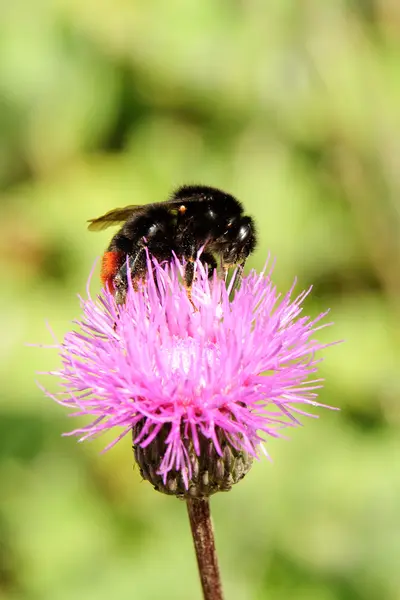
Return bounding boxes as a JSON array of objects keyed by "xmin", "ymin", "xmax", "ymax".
[
  {"xmin": 87, "ymin": 205, "xmax": 143, "ymax": 231},
  {"xmin": 87, "ymin": 196, "xmax": 204, "ymax": 232}
]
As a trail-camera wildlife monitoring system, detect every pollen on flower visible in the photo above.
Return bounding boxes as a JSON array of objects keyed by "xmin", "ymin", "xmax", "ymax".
[{"xmin": 40, "ymin": 255, "xmax": 339, "ymax": 498}]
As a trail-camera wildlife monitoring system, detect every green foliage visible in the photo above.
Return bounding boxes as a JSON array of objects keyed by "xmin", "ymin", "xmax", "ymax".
[{"xmin": 0, "ymin": 1, "xmax": 399, "ymax": 598}]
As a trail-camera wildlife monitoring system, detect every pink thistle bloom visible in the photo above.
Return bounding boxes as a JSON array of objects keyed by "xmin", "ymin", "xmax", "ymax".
[{"xmin": 42, "ymin": 257, "xmax": 338, "ymax": 497}]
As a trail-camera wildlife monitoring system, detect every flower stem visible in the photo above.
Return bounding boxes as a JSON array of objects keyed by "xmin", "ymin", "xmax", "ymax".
[{"xmin": 186, "ymin": 498, "xmax": 224, "ymax": 600}]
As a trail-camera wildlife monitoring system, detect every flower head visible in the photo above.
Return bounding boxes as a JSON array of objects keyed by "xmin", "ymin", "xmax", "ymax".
[{"xmin": 43, "ymin": 257, "xmax": 337, "ymax": 497}]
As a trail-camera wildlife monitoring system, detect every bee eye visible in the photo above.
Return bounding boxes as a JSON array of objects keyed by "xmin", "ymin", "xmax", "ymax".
[
  {"xmin": 148, "ymin": 224, "xmax": 158, "ymax": 236},
  {"xmin": 238, "ymin": 224, "xmax": 250, "ymax": 241}
]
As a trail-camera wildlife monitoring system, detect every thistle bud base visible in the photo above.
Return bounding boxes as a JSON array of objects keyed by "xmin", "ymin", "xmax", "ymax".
[{"xmin": 133, "ymin": 423, "xmax": 253, "ymax": 499}]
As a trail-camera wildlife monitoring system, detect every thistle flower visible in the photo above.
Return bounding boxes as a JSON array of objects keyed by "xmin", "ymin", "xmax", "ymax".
[{"xmin": 43, "ymin": 256, "xmax": 337, "ymax": 498}]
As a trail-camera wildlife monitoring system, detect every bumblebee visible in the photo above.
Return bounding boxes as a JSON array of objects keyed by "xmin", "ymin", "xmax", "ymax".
[{"xmin": 88, "ymin": 185, "xmax": 257, "ymax": 303}]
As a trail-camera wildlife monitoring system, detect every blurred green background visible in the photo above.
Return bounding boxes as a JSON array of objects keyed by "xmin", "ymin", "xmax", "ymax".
[{"xmin": 1, "ymin": 1, "xmax": 400, "ymax": 599}]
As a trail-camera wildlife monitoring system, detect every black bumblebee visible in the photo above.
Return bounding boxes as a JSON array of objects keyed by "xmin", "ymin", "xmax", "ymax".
[{"xmin": 88, "ymin": 185, "xmax": 257, "ymax": 303}]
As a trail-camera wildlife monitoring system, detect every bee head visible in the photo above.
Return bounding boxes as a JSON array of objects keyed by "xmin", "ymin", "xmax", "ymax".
[{"xmin": 220, "ymin": 216, "xmax": 257, "ymax": 265}]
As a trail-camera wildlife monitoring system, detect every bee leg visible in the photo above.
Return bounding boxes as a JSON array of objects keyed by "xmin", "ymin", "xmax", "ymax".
[
  {"xmin": 228, "ymin": 260, "xmax": 246, "ymax": 294},
  {"xmin": 184, "ymin": 258, "xmax": 195, "ymax": 305},
  {"xmin": 183, "ymin": 251, "xmax": 217, "ymax": 309},
  {"xmin": 200, "ymin": 252, "xmax": 217, "ymax": 278},
  {"xmin": 218, "ymin": 254, "xmax": 227, "ymax": 279},
  {"xmin": 114, "ymin": 247, "xmax": 147, "ymax": 305},
  {"xmin": 184, "ymin": 252, "xmax": 216, "ymax": 288}
]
